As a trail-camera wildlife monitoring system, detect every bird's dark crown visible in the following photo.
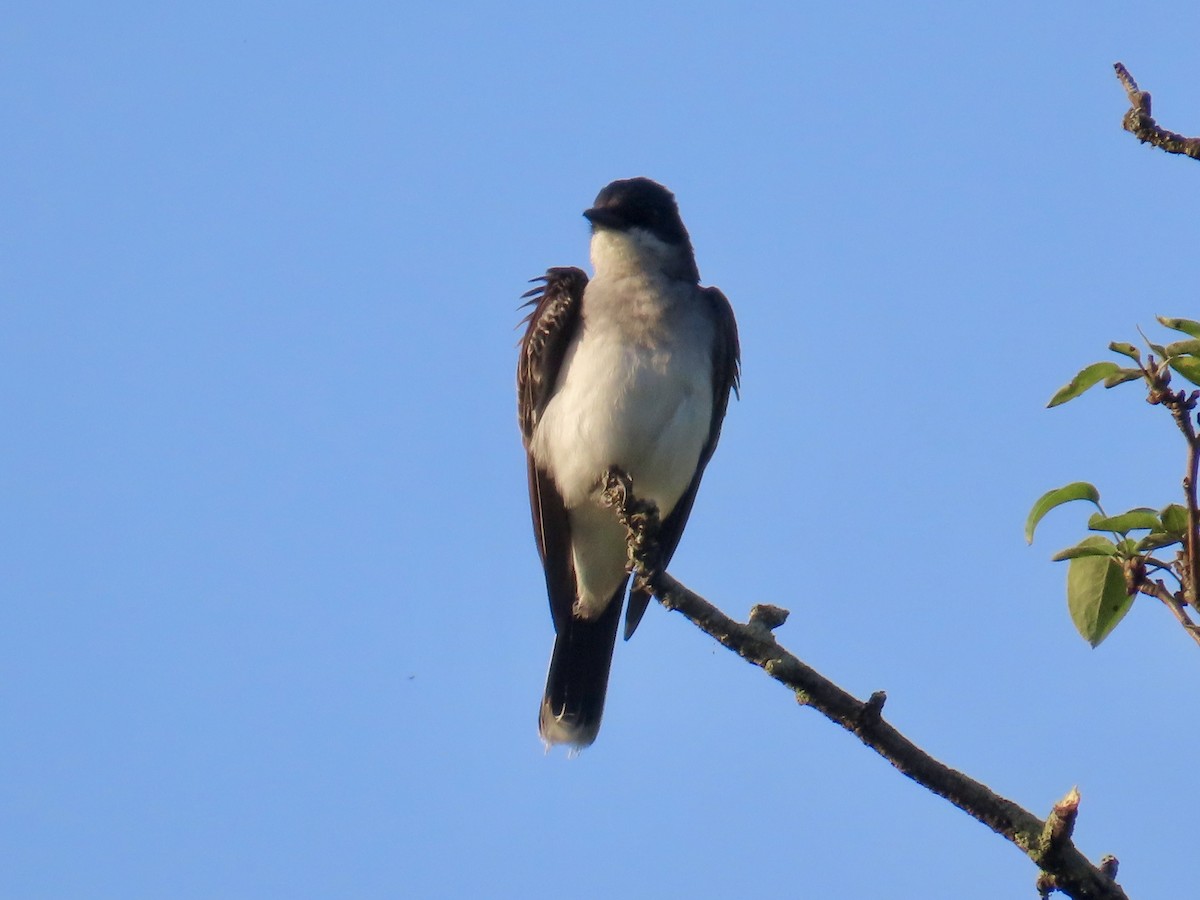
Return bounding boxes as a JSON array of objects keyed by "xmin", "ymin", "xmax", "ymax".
[{"xmin": 584, "ymin": 177, "xmax": 690, "ymax": 247}]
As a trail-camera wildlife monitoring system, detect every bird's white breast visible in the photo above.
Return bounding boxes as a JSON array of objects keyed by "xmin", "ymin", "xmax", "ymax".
[{"xmin": 530, "ymin": 274, "xmax": 715, "ymax": 518}]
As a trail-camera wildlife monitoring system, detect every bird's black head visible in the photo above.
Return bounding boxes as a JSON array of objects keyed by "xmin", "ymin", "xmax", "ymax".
[{"xmin": 583, "ymin": 177, "xmax": 690, "ymax": 247}]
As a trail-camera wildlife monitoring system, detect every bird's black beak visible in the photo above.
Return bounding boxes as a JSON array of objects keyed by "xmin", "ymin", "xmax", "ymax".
[{"xmin": 583, "ymin": 206, "xmax": 625, "ymax": 230}]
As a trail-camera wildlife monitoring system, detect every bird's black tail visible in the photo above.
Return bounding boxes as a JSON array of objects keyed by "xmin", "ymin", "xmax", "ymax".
[{"xmin": 538, "ymin": 586, "xmax": 624, "ymax": 748}]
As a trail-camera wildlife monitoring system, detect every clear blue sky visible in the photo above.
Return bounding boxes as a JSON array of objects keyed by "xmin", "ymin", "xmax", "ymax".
[{"xmin": 4, "ymin": 3, "xmax": 1199, "ymax": 898}]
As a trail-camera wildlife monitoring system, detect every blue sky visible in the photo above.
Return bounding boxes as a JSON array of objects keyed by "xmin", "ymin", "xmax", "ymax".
[{"xmin": 4, "ymin": 3, "xmax": 1200, "ymax": 898}]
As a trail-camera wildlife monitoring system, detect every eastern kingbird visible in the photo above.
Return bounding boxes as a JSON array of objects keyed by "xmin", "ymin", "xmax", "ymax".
[{"xmin": 517, "ymin": 177, "xmax": 740, "ymax": 748}]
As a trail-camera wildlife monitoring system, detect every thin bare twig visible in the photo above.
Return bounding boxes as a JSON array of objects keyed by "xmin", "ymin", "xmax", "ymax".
[
  {"xmin": 1136, "ymin": 580, "xmax": 1200, "ymax": 649},
  {"xmin": 1165, "ymin": 388, "xmax": 1200, "ymax": 608},
  {"xmin": 1186, "ymin": 435, "xmax": 1199, "ymax": 606},
  {"xmin": 1146, "ymin": 373, "xmax": 1200, "ymax": 644},
  {"xmin": 601, "ymin": 471, "xmax": 1127, "ymax": 900},
  {"xmin": 1114, "ymin": 62, "xmax": 1200, "ymax": 160}
]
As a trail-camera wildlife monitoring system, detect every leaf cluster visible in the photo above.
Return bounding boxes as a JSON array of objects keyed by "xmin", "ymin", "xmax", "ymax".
[
  {"xmin": 1027, "ymin": 484, "xmax": 1185, "ymax": 645},
  {"xmin": 1046, "ymin": 317, "xmax": 1200, "ymax": 408},
  {"xmin": 1030, "ymin": 317, "xmax": 1200, "ymax": 647}
]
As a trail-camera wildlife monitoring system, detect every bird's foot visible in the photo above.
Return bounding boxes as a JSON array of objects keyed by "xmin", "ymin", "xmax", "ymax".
[{"xmin": 600, "ymin": 468, "xmax": 663, "ymax": 584}]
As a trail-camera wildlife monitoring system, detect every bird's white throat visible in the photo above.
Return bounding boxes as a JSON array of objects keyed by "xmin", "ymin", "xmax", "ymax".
[{"xmin": 590, "ymin": 227, "xmax": 692, "ymax": 282}]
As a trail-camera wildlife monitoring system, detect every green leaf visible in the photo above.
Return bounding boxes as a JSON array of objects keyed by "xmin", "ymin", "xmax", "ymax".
[
  {"xmin": 1051, "ymin": 536, "xmax": 1118, "ymax": 561},
  {"xmin": 1165, "ymin": 340, "xmax": 1200, "ymax": 358},
  {"xmin": 1168, "ymin": 355, "xmax": 1200, "ymax": 387},
  {"xmin": 1103, "ymin": 368, "xmax": 1143, "ymax": 388},
  {"xmin": 1087, "ymin": 508, "xmax": 1162, "ymax": 534},
  {"xmin": 1026, "ymin": 482, "xmax": 1102, "ymax": 543},
  {"xmin": 1161, "ymin": 503, "xmax": 1189, "ymax": 535},
  {"xmin": 1067, "ymin": 556, "xmax": 1134, "ymax": 647},
  {"xmin": 1109, "ymin": 341, "xmax": 1141, "ymax": 362},
  {"xmin": 1047, "ymin": 362, "xmax": 1120, "ymax": 408},
  {"xmin": 1136, "ymin": 532, "xmax": 1182, "ymax": 552},
  {"xmin": 1157, "ymin": 316, "xmax": 1200, "ymax": 339}
]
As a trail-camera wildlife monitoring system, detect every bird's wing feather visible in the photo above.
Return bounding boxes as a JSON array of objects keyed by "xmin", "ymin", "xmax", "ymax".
[
  {"xmin": 518, "ymin": 267, "xmax": 588, "ymax": 443},
  {"xmin": 518, "ymin": 267, "xmax": 589, "ymax": 633}
]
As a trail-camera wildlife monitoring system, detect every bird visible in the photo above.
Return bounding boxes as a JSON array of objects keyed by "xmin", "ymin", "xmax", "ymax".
[{"xmin": 517, "ymin": 177, "xmax": 740, "ymax": 748}]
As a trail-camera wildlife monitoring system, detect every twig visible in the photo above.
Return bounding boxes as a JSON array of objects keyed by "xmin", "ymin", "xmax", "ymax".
[
  {"xmin": 603, "ymin": 473, "xmax": 1128, "ymax": 900},
  {"xmin": 1114, "ymin": 63, "xmax": 1200, "ymax": 160},
  {"xmin": 1168, "ymin": 388, "xmax": 1200, "ymax": 610},
  {"xmin": 1136, "ymin": 580, "xmax": 1200, "ymax": 649},
  {"xmin": 1036, "ymin": 788, "xmax": 1086, "ymax": 899},
  {"xmin": 1148, "ymin": 376, "xmax": 1200, "ymax": 641},
  {"xmin": 1185, "ymin": 435, "xmax": 1199, "ymax": 608}
]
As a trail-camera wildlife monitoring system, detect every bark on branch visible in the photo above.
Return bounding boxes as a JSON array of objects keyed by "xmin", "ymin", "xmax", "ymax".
[
  {"xmin": 601, "ymin": 470, "xmax": 1128, "ymax": 900},
  {"xmin": 1114, "ymin": 62, "xmax": 1200, "ymax": 160}
]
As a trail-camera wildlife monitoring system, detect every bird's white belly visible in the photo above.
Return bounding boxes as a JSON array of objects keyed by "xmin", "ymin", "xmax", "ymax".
[
  {"xmin": 532, "ymin": 328, "xmax": 712, "ymax": 515},
  {"xmin": 530, "ymin": 320, "xmax": 714, "ymax": 617}
]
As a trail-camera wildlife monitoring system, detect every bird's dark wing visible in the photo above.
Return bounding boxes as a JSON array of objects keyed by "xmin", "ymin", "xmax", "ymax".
[
  {"xmin": 518, "ymin": 267, "xmax": 588, "ymax": 632},
  {"xmin": 624, "ymin": 285, "xmax": 740, "ymax": 639},
  {"xmin": 518, "ymin": 267, "xmax": 587, "ymax": 444}
]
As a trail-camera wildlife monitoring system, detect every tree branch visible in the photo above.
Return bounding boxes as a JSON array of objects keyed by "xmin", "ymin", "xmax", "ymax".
[
  {"xmin": 1114, "ymin": 62, "xmax": 1200, "ymax": 160},
  {"xmin": 601, "ymin": 469, "xmax": 1128, "ymax": 900}
]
